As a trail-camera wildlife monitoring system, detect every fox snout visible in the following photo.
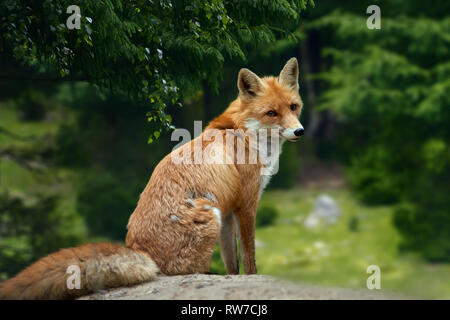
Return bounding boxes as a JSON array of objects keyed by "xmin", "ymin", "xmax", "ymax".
[
  {"xmin": 281, "ymin": 124, "xmax": 305, "ymax": 141},
  {"xmin": 294, "ymin": 127, "xmax": 305, "ymax": 137}
]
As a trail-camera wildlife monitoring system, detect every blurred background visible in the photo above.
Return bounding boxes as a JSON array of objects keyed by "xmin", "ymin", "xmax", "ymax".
[{"xmin": 0, "ymin": 0, "xmax": 449, "ymax": 299}]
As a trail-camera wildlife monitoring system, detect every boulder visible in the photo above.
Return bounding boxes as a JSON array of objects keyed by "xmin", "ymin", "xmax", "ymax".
[{"xmin": 304, "ymin": 194, "xmax": 340, "ymax": 228}]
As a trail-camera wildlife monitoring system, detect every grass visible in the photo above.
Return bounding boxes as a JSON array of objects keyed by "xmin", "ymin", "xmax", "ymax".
[{"xmin": 253, "ymin": 188, "xmax": 450, "ymax": 299}]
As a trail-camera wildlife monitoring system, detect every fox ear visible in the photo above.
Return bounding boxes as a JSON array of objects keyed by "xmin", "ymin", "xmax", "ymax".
[
  {"xmin": 238, "ymin": 68, "xmax": 264, "ymax": 100},
  {"xmin": 279, "ymin": 57, "xmax": 299, "ymax": 90}
]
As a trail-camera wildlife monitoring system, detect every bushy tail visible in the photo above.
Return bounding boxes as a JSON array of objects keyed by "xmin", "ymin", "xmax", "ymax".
[{"xmin": 0, "ymin": 243, "xmax": 159, "ymax": 300}]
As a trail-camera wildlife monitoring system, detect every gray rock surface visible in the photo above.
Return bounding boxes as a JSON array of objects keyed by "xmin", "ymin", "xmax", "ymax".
[{"xmin": 79, "ymin": 274, "xmax": 408, "ymax": 300}]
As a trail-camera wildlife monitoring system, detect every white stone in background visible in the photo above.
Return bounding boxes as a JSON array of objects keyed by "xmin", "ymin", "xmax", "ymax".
[
  {"xmin": 255, "ymin": 239, "xmax": 266, "ymax": 248},
  {"xmin": 304, "ymin": 214, "xmax": 320, "ymax": 228},
  {"xmin": 304, "ymin": 194, "xmax": 341, "ymax": 228}
]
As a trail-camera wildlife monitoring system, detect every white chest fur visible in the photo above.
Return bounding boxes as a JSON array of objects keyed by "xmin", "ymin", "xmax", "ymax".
[{"xmin": 259, "ymin": 140, "xmax": 285, "ymax": 198}]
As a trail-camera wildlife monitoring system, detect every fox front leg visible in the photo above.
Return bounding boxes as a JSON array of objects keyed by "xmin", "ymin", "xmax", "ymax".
[
  {"xmin": 235, "ymin": 205, "xmax": 258, "ymax": 274},
  {"xmin": 220, "ymin": 211, "xmax": 240, "ymax": 274}
]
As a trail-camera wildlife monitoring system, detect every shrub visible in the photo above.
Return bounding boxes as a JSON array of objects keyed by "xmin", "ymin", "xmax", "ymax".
[
  {"xmin": 347, "ymin": 147, "xmax": 402, "ymax": 205},
  {"xmin": 0, "ymin": 192, "xmax": 82, "ymax": 279},
  {"xmin": 76, "ymin": 171, "xmax": 139, "ymax": 240},
  {"xmin": 16, "ymin": 90, "xmax": 47, "ymax": 121},
  {"xmin": 256, "ymin": 205, "xmax": 279, "ymax": 227},
  {"xmin": 269, "ymin": 142, "xmax": 301, "ymax": 189},
  {"xmin": 348, "ymin": 216, "xmax": 360, "ymax": 232},
  {"xmin": 393, "ymin": 203, "xmax": 450, "ymax": 262}
]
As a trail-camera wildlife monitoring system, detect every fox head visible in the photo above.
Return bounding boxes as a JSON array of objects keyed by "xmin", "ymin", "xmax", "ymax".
[{"xmin": 233, "ymin": 58, "xmax": 304, "ymax": 142}]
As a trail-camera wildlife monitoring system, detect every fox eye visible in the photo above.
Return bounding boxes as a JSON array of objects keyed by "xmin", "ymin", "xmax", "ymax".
[
  {"xmin": 290, "ymin": 104, "xmax": 298, "ymax": 111},
  {"xmin": 266, "ymin": 110, "xmax": 277, "ymax": 117}
]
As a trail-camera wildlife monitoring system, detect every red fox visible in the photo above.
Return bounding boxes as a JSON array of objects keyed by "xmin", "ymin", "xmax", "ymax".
[{"xmin": 0, "ymin": 58, "xmax": 304, "ymax": 299}]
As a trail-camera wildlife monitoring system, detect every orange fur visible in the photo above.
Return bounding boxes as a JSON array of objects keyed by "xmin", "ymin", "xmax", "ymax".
[
  {"xmin": 0, "ymin": 58, "xmax": 304, "ymax": 299},
  {"xmin": 0, "ymin": 243, "xmax": 158, "ymax": 299}
]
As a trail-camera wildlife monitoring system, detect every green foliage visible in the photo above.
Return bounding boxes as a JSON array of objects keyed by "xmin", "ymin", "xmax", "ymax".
[
  {"xmin": 393, "ymin": 203, "xmax": 450, "ymax": 262},
  {"xmin": 314, "ymin": 1, "xmax": 450, "ymax": 261},
  {"xmin": 54, "ymin": 91, "xmax": 170, "ymax": 239},
  {"xmin": 0, "ymin": 191, "xmax": 82, "ymax": 278},
  {"xmin": 422, "ymin": 139, "xmax": 448, "ymax": 174},
  {"xmin": 76, "ymin": 171, "xmax": 136, "ymax": 240},
  {"xmin": 347, "ymin": 146, "xmax": 402, "ymax": 204},
  {"xmin": 54, "ymin": 123, "xmax": 88, "ymax": 167},
  {"xmin": 0, "ymin": 0, "xmax": 312, "ymax": 141},
  {"xmin": 256, "ymin": 205, "xmax": 278, "ymax": 227},
  {"xmin": 209, "ymin": 244, "xmax": 227, "ymax": 275},
  {"xmin": 15, "ymin": 89, "xmax": 48, "ymax": 121},
  {"xmin": 0, "ymin": 103, "xmax": 86, "ymax": 279},
  {"xmin": 269, "ymin": 142, "xmax": 301, "ymax": 189},
  {"xmin": 348, "ymin": 215, "xmax": 359, "ymax": 232}
]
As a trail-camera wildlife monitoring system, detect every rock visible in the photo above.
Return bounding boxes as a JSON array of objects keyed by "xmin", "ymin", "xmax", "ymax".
[
  {"xmin": 255, "ymin": 239, "xmax": 266, "ymax": 248},
  {"xmin": 304, "ymin": 214, "xmax": 320, "ymax": 228},
  {"xmin": 78, "ymin": 274, "xmax": 408, "ymax": 300},
  {"xmin": 304, "ymin": 194, "xmax": 340, "ymax": 228}
]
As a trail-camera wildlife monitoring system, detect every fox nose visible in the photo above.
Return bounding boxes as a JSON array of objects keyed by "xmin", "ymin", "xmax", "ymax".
[{"xmin": 294, "ymin": 128, "xmax": 305, "ymax": 137}]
